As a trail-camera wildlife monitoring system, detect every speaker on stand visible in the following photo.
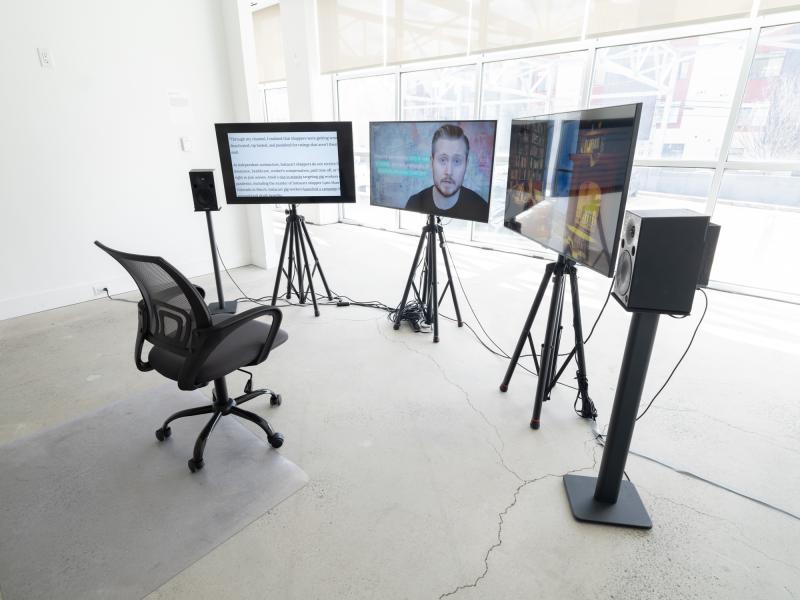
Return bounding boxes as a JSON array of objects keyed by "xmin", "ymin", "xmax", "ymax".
[
  {"xmin": 189, "ymin": 169, "xmax": 237, "ymax": 315},
  {"xmin": 564, "ymin": 209, "xmax": 713, "ymax": 528}
]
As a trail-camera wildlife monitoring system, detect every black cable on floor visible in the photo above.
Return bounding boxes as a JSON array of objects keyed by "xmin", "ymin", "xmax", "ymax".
[
  {"xmin": 593, "ymin": 427, "xmax": 800, "ymax": 521},
  {"xmin": 103, "ymin": 288, "xmax": 139, "ymax": 304},
  {"xmin": 440, "ymin": 236, "xmax": 579, "ymax": 391},
  {"xmin": 636, "ymin": 289, "xmax": 709, "ymax": 422}
]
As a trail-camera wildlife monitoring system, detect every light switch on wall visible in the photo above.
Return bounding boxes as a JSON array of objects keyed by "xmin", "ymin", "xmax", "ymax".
[
  {"xmin": 37, "ymin": 48, "xmax": 54, "ymax": 68},
  {"xmin": 180, "ymin": 137, "xmax": 193, "ymax": 152}
]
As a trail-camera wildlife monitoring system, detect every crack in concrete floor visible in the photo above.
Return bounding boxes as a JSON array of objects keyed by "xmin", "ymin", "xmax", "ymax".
[
  {"xmin": 437, "ymin": 458, "xmax": 600, "ymax": 600},
  {"xmin": 375, "ymin": 318, "xmax": 606, "ymax": 599}
]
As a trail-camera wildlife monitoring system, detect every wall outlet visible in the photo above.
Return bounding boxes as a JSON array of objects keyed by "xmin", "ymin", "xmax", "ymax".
[
  {"xmin": 92, "ymin": 285, "xmax": 108, "ymax": 297},
  {"xmin": 37, "ymin": 48, "xmax": 54, "ymax": 68}
]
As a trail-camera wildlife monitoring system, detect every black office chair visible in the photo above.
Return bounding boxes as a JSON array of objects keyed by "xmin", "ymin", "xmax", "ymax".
[{"xmin": 95, "ymin": 241, "xmax": 288, "ymax": 472}]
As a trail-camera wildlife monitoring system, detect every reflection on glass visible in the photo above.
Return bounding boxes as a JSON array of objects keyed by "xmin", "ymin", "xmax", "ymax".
[
  {"xmin": 264, "ymin": 88, "xmax": 290, "ymax": 122},
  {"xmin": 729, "ymin": 23, "xmax": 800, "ymax": 162},
  {"xmin": 337, "ymin": 76, "xmax": 398, "ymax": 228},
  {"xmin": 338, "ymin": 75, "xmax": 397, "ymax": 153},
  {"xmin": 718, "ymin": 170, "xmax": 800, "ymax": 208},
  {"xmin": 481, "ymin": 52, "xmax": 587, "ymax": 153},
  {"xmin": 476, "ymin": 53, "xmax": 586, "ymax": 248},
  {"xmin": 591, "ymin": 32, "xmax": 747, "ymax": 160},
  {"xmin": 504, "ymin": 104, "xmax": 641, "ymax": 277},
  {"xmin": 627, "ymin": 167, "xmax": 713, "ymax": 212},
  {"xmin": 401, "ymin": 66, "xmax": 477, "ymax": 121},
  {"xmin": 712, "ymin": 171, "xmax": 800, "ymax": 295}
]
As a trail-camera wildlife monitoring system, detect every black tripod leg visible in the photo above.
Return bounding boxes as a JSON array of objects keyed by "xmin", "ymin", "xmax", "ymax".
[
  {"xmin": 544, "ymin": 266, "xmax": 596, "ymax": 419},
  {"xmin": 421, "ymin": 233, "xmax": 431, "ymax": 309},
  {"xmin": 430, "ymin": 227, "xmax": 439, "ymax": 343},
  {"xmin": 437, "ymin": 227, "xmax": 462, "ymax": 326},
  {"xmin": 531, "ymin": 258, "xmax": 567, "ymax": 429},
  {"xmin": 568, "ymin": 266, "xmax": 595, "ymax": 418},
  {"xmin": 297, "ymin": 222, "xmax": 320, "ymax": 317},
  {"xmin": 271, "ymin": 216, "xmax": 292, "ymax": 305},
  {"xmin": 292, "ymin": 220, "xmax": 305, "ymax": 304},
  {"xmin": 500, "ymin": 263, "xmax": 554, "ymax": 392},
  {"xmin": 285, "ymin": 218, "xmax": 295, "ymax": 300},
  {"xmin": 527, "ymin": 332, "xmax": 540, "ymax": 374},
  {"xmin": 394, "ymin": 229, "xmax": 427, "ymax": 331},
  {"xmin": 300, "ymin": 218, "xmax": 333, "ymax": 300}
]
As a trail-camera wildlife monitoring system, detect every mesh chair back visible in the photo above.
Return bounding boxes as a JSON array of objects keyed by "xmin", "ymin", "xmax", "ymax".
[{"xmin": 95, "ymin": 242, "xmax": 211, "ymax": 353}]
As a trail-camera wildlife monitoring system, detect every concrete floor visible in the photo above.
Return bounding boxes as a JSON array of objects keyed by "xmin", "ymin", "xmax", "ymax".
[{"xmin": 1, "ymin": 222, "xmax": 798, "ymax": 599}]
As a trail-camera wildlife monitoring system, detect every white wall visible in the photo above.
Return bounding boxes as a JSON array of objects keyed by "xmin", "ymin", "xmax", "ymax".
[{"xmin": 0, "ymin": 0, "xmax": 253, "ymax": 319}]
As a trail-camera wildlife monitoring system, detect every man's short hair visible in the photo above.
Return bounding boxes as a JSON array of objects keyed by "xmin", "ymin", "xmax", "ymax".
[{"xmin": 431, "ymin": 124, "xmax": 470, "ymax": 158}]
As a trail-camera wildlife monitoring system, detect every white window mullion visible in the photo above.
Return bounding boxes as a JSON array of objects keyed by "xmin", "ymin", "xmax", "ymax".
[
  {"xmin": 708, "ymin": 23, "xmax": 763, "ymax": 216},
  {"xmin": 580, "ymin": 41, "xmax": 598, "ymax": 110}
]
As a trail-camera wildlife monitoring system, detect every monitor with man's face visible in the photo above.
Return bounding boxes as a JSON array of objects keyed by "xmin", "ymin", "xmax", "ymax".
[{"xmin": 369, "ymin": 121, "xmax": 497, "ymax": 223}]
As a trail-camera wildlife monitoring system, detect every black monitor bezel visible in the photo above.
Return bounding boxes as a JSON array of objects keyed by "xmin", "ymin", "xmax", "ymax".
[
  {"xmin": 368, "ymin": 119, "xmax": 498, "ymax": 224},
  {"xmin": 215, "ymin": 121, "xmax": 356, "ymax": 205},
  {"xmin": 504, "ymin": 103, "xmax": 642, "ymax": 278}
]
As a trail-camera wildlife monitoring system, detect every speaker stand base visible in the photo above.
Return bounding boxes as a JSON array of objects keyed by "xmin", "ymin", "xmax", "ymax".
[
  {"xmin": 563, "ymin": 474, "xmax": 652, "ymax": 529},
  {"xmin": 208, "ymin": 300, "xmax": 238, "ymax": 315}
]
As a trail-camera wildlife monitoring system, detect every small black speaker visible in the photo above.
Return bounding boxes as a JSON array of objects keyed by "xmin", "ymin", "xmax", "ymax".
[
  {"xmin": 612, "ymin": 209, "xmax": 710, "ymax": 315},
  {"xmin": 697, "ymin": 222, "xmax": 720, "ymax": 288},
  {"xmin": 189, "ymin": 169, "xmax": 219, "ymax": 211}
]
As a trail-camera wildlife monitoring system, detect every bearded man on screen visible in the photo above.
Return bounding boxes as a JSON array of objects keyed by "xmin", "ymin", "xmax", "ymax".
[{"xmin": 405, "ymin": 124, "xmax": 488, "ymax": 221}]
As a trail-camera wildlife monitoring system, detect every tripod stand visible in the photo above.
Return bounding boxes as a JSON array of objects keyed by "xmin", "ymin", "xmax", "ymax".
[
  {"xmin": 270, "ymin": 204, "xmax": 333, "ymax": 317},
  {"xmin": 393, "ymin": 214, "xmax": 462, "ymax": 342},
  {"xmin": 499, "ymin": 254, "xmax": 596, "ymax": 429}
]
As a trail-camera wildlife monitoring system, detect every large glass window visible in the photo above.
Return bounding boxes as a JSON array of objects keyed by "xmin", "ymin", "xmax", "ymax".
[
  {"xmin": 476, "ymin": 52, "xmax": 588, "ymax": 249},
  {"xmin": 263, "ymin": 87, "xmax": 290, "ymax": 122},
  {"xmin": 627, "ymin": 167, "xmax": 713, "ymax": 212},
  {"xmin": 401, "ymin": 65, "xmax": 477, "ymax": 121},
  {"xmin": 591, "ymin": 32, "xmax": 748, "ymax": 161},
  {"xmin": 729, "ymin": 23, "xmax": 800, "ymax": 162},
  {"xmin": 713, "ymin": 171, "xmax": 800, "ymax": 294},
  {"xmin": 331, "ymin": 15, "xmax": 800, "ymax": 301},
  {"xmin": 338, "ymin": 75, "xmax": 398, "ymax": 229}
]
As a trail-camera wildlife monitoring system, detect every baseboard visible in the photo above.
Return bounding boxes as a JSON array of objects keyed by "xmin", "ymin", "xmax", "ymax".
[{"xmin": 0, "ymin": 255, "xmax": 251, "ymax": 321}]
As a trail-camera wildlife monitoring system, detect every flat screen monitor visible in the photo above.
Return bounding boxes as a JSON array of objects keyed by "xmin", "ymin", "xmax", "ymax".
[
  {"xmin": 504, "ymin": 103, "xmax": 642, "ymax": 277},
  {"xmin": 215, "ymin": 122, "xmax": 356, "ymax": 204},
  {"xmin": 369, "ymin": 120, "xmax": 497, "ymax": 223}
]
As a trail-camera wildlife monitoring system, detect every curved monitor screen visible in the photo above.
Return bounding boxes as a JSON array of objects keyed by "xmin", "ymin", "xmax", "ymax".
[
  {"xmin": 369, "ymin": 120, "xmax": 497, "ymax": 223},
  {"xmin": 215, "ymin": 122, "xmax": 356, "ymax": 204},
  {"xmin": 504, "ymin": 103, "xmax": 642, "ymax": 277}
]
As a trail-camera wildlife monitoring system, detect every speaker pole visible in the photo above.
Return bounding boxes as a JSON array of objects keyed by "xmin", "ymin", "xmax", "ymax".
[
  {"xmin": 205, "ymin": 210, "xmax": 237, "ymax": 314},
  {"xmin": 563, "ymin": 311, "xmax": 659, "ymax": 529}
]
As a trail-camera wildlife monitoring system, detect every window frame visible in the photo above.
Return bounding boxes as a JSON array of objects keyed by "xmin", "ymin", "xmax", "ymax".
[{"xmin": 327, "ymin": 8, "xmax": 800, "ymax": 300}]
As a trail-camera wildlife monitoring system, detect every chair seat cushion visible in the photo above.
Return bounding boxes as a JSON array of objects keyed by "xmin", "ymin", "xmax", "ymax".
[{"xmin": 148, "ymin": 313, "xmax": 288, "ymax": 385}]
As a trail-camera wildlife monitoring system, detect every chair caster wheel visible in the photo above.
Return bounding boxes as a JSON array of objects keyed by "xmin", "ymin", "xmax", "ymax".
[
  {"xmin": 270, "ymin": 393, "xmax": 282, "ymax": 407},
  {"xmin": 155, "ymin": 426, "xmax": 171, "ymax": 442},
  {"xmin": 268, "ymin": 432, "xmax": 284, "ymax": 448},
  {"xmin": 188, "ymin": 458, "xmax": 204, "ymax": 472}
]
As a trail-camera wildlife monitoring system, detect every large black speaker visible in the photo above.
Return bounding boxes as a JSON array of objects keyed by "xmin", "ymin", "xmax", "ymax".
[
  {"xmin": 189, "ymin": 169, "xmax": 219, "ymax": 212},
  {"xmin": 612, "ymin": 209, "xmax": 710, "ymax": 315}
]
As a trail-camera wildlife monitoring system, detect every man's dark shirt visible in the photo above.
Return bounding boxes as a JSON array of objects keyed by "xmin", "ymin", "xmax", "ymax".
[{"xmin": 404, "ymin": 186, "xmax": 489, "ymax": 222}]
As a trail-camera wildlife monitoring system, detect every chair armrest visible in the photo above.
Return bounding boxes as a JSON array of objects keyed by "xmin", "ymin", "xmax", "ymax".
[
  {"xmin": 135, "ymin": 301, "xmax": 154, "ymax": 372},
  {"xmin": 177, "ymin": 306, "xmax": 283, "ymax": 389}
]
